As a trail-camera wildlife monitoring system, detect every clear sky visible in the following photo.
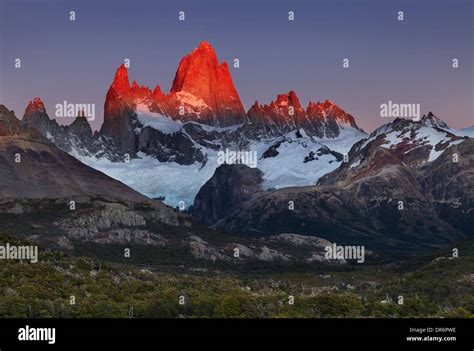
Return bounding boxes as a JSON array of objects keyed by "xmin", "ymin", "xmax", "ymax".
[{"xmin": 0, "ymin": 0, "xmax": 473, "ymax": 131}]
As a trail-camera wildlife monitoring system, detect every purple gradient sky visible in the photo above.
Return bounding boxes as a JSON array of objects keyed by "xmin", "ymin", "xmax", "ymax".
[{"xmin": 0, "ymin": 0, "xmax": 473, "ymax": 132}]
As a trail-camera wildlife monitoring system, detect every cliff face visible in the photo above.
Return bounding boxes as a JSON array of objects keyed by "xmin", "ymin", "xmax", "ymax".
[
  {"xmin": 192, "ymin": 164, "xmax": 263, "ymax": 225},
  {"xmin": 100, "ymin": 65, "xmax": 139, "ymax": 155},
  {"xmin": 247, "ymin": 94, "xmax": 361, "ymax": 138},
  {"xmin": 168, "ymin": 41, "xmax": 247, "ymax": 126}
]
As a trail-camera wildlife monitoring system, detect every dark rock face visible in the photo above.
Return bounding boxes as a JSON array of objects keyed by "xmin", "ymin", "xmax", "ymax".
[
  {"xmin": 100, "ymin": 88, "xmax": 139, "ymax": 156},
  {"xmin": 17, "ymin": 98, "xmax": 125, "ymax": 162},
  {"xmin": 137, "ymin": 126, "xmax": 205, "ymax": 165},
  {"xmin": 192, "ymin": 164, "xmax": 263, "ymax": 225},
  {"xmin": 417, "ymin": 138, "xmax": 474, "ymax": 235},
  {"xmin": 22, "ymin": 98, "xmax": 64, "ymax": 142},
  {"xmin": 60, "ymin": 116, "xmax": 96, "ymax": 154},
  {"xmin": 261, "ymin": 139, "xmax": 283, "ymax": 159},
  {"xmin": 135, "ymin": 120, "xmax": 258, "ymax": 166},
  {"xmin": 304, "ymin": 145, "xmax": 343, "ymax": 163},
  {"xmin": 66, "ymin": 116, "xmax": 93, "ymax": 141},
  {"xmin": 215, "ymin": 180, "xmax": 463, "ymax": 252},
  {"xmin": 0, "ymin": 105, "xmax": 21, "ymax": 135}
]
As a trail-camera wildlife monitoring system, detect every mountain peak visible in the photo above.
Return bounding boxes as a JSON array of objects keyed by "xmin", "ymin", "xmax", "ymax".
[
  {"xmin": 247, "ymin": 92, "xmax": 360, "ymax": 137},
  {"xmin": 153, "ymin": 84, "xmax": 165, "ymax": 101},
  {"xmin": 25, "ymin": 97, "xmax": 46, "ymax": 114},
  {"xmin": 197, "ymin": 41, "xmax": 214, "ymax": 51},
  {"xmin": 23, "ymin": 97, "xmax": 50, "ymax": 126},
  {"xmin": 171, "ymin": 42, "xmax": 219, "ymax": 95},
  {"xmin": 102, "ymin": 42, "xmax": 363, "ymax": 136},
  {"xmin": 307, "ymin": 99, "xmax": 336, "ymax": 111},
  {"xmin": 275, "ymin": 91, "xmax": 303, "ymax": 110},
  {"xmin": 101, "ymin": 65, "xmax": 137, "ymax": 153},
  {"xmin": 111, "ymin": 64, "xmax": 131, "ymax": 98},
  {"xmin": 382, "ymin": 112, "xmax": 448, "ymax": 130},
  {"xmin": 305, "ymin": 99, "xmax": 358, "ymax": 129},
  {"xmin": 323, "ymin": 99, "xmax": 336, "ymax": 107},
  {"xmin": 420, "ymin": 112, "xmax": 448, "ymax": 128},
  {"xmin": 168, "ymin": 42, "xmax": 246, "ymax": 126},
  {"xmin": 251, "ymin": 100, "xmax": 261, "ymax": 109}
]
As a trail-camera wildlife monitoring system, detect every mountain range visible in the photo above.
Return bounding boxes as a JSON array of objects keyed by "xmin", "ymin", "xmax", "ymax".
[
  {"xmin": 2, "ymin": 41, "xmax": 473, "ymax": 257},
  {"xmin": 195, "ymin": 119, "xmax": 473, "ymax": 255},
  {"xmin": 2, "ymin": 104, "xmax": 350, "ymax": 264}
]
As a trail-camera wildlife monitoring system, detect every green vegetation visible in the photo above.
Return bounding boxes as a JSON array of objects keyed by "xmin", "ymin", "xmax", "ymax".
[{"xmin": 0, "ymin": 233, "xmax": 472, "ymax": 318}]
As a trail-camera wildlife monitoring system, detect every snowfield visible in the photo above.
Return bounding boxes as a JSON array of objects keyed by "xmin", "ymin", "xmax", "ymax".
[
  {"xmin": 75, "ymin": 123, "xmax": 366, "ymax": 208},
  {"xmin": 255, "ymin": 129, "xmax": 366, "ymax": 189},
  {"xmin": 135, "ymin": 104, "xmax": 183, "ymax": 134},
  {"xmin": 76, "ymin": 151, "xmax": 219, "ymax": 209},
  {"xmin": 136, "ymin": 113, "xmax": 183, "ymax": 134}
]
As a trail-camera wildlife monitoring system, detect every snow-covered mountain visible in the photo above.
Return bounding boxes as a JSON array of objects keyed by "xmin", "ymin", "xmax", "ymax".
[
  {"xmin": 74, "ymin": 122, "xmax": 365, "ymax": 207},
  {"xmin": 19, "ymin": 42, "xmax": 371, "ymax": 208},
  {"xmin": 22, "ymin": 96, "xmax": 366, "ymax": 207},
  {"xmin": 18, "ymin": 42, "xmax": 473, "ymax": 211},
  {"xmin": 354, "ymin": 112, "xmax": 471, "ymax": 168}
]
